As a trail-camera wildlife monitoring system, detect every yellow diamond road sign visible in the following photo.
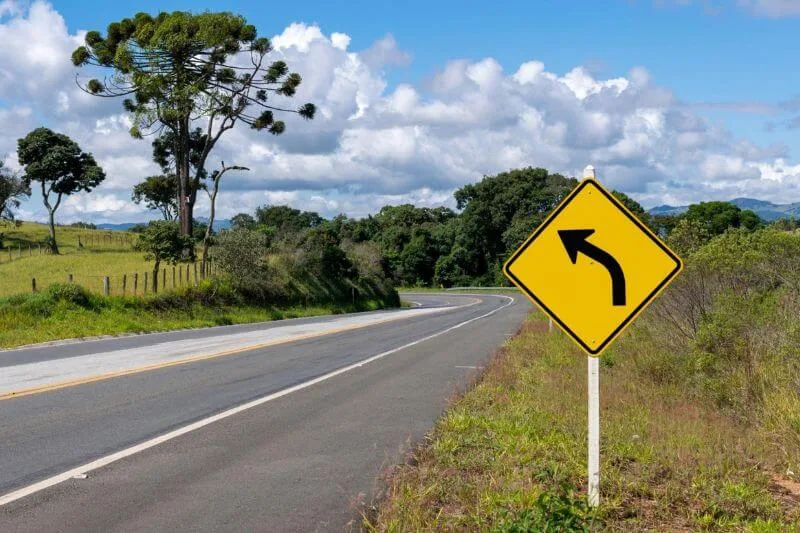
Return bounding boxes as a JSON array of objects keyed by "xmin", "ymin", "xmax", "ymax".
[{"xmin": 503, "ymin": 178, "xmax": 683, "ymax": 356}]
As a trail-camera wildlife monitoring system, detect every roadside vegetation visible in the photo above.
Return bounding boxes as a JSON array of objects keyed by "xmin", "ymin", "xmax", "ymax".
[
  {"xmin": 0, "ymin": 280, "xmax": 390, "ymax": 349},
  {"xmin": 370, "ymin": 224, "xmax": 800, "ymax": 530}
]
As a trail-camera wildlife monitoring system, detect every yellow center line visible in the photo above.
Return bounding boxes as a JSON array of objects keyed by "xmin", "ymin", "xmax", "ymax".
[{"xmin": 0, "ymin": 297, "xmax": 481, "ymax": 401}]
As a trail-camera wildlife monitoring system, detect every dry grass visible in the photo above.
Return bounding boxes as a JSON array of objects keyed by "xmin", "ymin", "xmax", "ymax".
[{"xmin": 368, "ymin": 313, "xmax": 800, "ymax": 531}]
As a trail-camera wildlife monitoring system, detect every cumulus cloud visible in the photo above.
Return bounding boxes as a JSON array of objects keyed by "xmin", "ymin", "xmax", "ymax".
[{"xmin": 0, "ymin": 1, "xmax": 798, "ymax": 225}]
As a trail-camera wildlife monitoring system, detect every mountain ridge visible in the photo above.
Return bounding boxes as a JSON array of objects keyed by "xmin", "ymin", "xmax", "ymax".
[{"xmin": 647, "ymin": 198, "xmax": 800, "ymax": 221}]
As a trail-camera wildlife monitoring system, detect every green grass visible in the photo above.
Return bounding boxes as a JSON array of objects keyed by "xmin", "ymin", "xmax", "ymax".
[
  {"xmin": 0, "ymin": 221, "xmax": 155, "ymax": 296},
  {"xmin": 0, "ymin": 281, "xmax": 390, "ymax": 349},
  {"xmin": 369, "ymin": 313, "xmax": 800, "ymax": 531}
]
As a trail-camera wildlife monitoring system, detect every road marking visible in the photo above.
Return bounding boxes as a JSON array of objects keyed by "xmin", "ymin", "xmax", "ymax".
[
  {"xmin": 0, "ymin": 295, "xmax": 514, "ymax": 507},
  {"xmin": 455, "ymin": 365, "xmax": 483, "ymax": 369},
  {"xmin": 0, "ymin": 299, "xmax": 481, "ymax": 401}
]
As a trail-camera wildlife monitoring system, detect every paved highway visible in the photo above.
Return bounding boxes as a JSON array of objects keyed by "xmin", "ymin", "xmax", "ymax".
[{"xmin": 0, "ymin": 292, "xmax": 528, "ymax": 532}]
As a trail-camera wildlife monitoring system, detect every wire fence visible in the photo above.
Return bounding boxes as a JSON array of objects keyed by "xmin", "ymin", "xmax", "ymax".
[
  {"xmin": 0, "ymin": 233, "xmax": 138, "ymax": 266},
  {"xmin": 23, "ymin": 260, "xmax": 220, "ymax": 297}
]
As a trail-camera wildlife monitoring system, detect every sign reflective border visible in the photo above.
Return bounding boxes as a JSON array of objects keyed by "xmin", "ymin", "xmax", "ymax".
[{"xmin": 503, "ymin": 178, "xmax": 683, "ymax": 356}]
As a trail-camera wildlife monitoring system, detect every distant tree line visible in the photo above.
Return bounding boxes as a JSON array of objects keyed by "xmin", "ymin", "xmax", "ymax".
[{"xmin": 223, "ymin": 167, "xmax": 785, "ymax": 288}]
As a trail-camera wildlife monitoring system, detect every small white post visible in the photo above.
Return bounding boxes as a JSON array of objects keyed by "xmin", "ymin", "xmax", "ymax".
[
  {"xmin": 548, "ymin": 317, "xmax": 553, "ymax": 332},
  {"xmin": 583, "ymin": 163, "xmax": 600, "ymax": 508},
  {"xmin": 587, "ymin": 355, "xmax": 600, "ymax": 507}
]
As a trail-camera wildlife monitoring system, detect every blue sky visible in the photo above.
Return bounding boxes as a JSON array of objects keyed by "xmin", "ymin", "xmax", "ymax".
[
  {"xmin": 1, "ymin": 0, "xmax": 799, "ymax": 222},
  {"xmin": 51, "ymin": 0, "xmax": 799, "ymax": 132}
]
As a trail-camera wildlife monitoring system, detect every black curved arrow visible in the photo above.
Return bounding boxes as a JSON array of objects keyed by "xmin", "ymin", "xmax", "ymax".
[{"xmin": 558, "ymin": 229, "xmax": 626, "ymax": 306}]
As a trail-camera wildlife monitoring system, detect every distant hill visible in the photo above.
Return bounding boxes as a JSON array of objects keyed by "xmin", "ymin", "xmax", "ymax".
[
  {"xmin": 96, "ymin": 223, "xmax": 137, "ymax": 231},
  {"xmin": 647, "ymin": 198, "xmax": 800, "ymax": 221},
  {"xmin": 96, "ymin": 218, "xmax": 232, "ymax": 231}
]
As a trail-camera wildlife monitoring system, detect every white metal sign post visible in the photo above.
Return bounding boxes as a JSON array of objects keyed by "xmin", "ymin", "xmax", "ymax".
[
  {"xmin": 587, "ymin": 353, "xmax": 600, "ymax": 506},
  {"xmin": 583, "ymin": 165, "xmax": 601, "ymax": 508}
]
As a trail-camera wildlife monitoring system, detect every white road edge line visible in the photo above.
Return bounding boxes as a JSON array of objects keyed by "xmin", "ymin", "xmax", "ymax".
[{"xmin": 0, "ymin": 294, "xmax": 515, "ymax": 507}]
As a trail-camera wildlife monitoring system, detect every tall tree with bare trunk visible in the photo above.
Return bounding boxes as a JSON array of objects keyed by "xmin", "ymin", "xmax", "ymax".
[{"xmin": 72, "ymin": 11, "xmax": 315, "ymax": 253}]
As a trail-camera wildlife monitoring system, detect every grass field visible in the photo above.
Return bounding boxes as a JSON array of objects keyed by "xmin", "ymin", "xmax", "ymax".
[
  {"xmin": 370, "ymin": 313, "xmax": 800, "ymax": 531},
  {"xmin": 0, "ymin": 221, "xmax": 206, "ymax": 296}
]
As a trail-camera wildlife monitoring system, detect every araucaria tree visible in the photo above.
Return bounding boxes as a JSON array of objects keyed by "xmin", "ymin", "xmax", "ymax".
[
  {"xmin": 71, "ymin": 11, "xmax": 316, "ymax": 249},
  {"xmin": 17, "ymin": 128, "xmax": 105, "ymax": 254}
]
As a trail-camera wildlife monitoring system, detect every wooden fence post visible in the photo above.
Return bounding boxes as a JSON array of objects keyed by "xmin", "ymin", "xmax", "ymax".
[
  {"xmin": 153, "ymin": 269, "xmax": 158, "ymax": 294},
  {"xmin": 134, "ymin": 272, "xmax": 138, "ymax": 294},
  {"xmin": 28, "ymin": 245, "xmax": 31, "ymax": 257},
  {"xmin": 172, "ymin": 266, "xmax": 176, "ymax": 288},
  {"xmin": 193, "ymin": 262, "xmax": 198, "ymax": 287},
  {"xmin": 186, "ymin": 264, "xmax": 190, "ymax": 287},
  {"xmin": 179, "ymin": 266, "xmax": 182, "ymax": 285},
  {"xmin": 144, "ymin": 272, "xmax": 148, "ymax": 294},
  {"xmin": 122, "ymin": 274, "xmax": 127, "ymax": 296},
  {"xmin": 162, "ymin": 268, "xmax": 166, "ymax": 290},
  {"xmin": 68, "ymin": 274, "xmax": 73, "ymax": 284},
  {"xmin": 32, "ymin": 278, "xmax": 36, "ymax": 292},
  {"xmin": 103, "ymin": 276, "xmax": 110, "ymax": 296}
]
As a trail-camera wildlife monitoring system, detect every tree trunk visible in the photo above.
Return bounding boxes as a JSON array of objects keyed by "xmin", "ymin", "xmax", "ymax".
[
  {"xmin": 201, "ymin": 181, "xmax": 219, "ymax": 278},
  {"xmin": 47, "ymin": 208, "xmax": 59, "ymax": 255},
  {"xmin": 177, "ymin": 118, "xmax": 193, "ymax": 257}
]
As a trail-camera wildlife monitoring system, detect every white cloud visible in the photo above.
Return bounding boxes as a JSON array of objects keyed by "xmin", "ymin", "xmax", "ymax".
[
  {"xmin": 330, "ymin": 32, "xmax": 351, "ymax": 51},
  {"xmin": 0, "ymin": 3, "xmax": 798, "ymax": 225}
]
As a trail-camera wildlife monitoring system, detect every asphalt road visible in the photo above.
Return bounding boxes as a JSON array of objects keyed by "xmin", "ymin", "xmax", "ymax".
[{"xmin": 0, "ymin": 292, "xmax": 529, "ymax": 532}]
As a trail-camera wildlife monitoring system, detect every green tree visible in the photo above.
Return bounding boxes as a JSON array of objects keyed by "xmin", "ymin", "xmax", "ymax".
[
  {"xmin": 230, "ymin": 213, "xmax": 257, "ymax": 230},
  {"xmin": 132, "ymin": 175, "xmax": 179, "ymax": 220},
  {"xmin": 454, "ymin": 167, "xmax": 577, "ymax": 282},
  {"xmin": 255, "ymin": 205, "xmax": 323, "ymax": 233},
  {"xmin": 683, "ymin": 201, "xmax": 762, "ymax": 237},
  {"xmin": 72, "ymin": 11, "xmax": 316, "ymax": 241},
  {"xmin": 0, "ymin": 159, "xmax": 30, "ymax": 222},
  {"xmin": 17, "ymin": 128, "xmax": 105, "ymax": 254},
  {"xmin": 135, "ymin": 220, "xmax": 193, "ymax": 293},
  {"xmin": 214, "ymin": 228, "xmax": 268, "ymax": 296}
]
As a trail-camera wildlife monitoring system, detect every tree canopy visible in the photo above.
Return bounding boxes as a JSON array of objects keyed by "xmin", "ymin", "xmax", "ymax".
[
  {"xmin": 684, "ymin": 201, "xmax": 763, "ymax": 237},
  {"xmin": 135, "ymin": 220, "xmax": 193, "ymax": 292},
  {"xmin": 132, "ymin": 174, "xmax": 178, "ymax": 220},
  {"xmin": 17, "ymin": 128, "xmax": 105, "ymax": 253}
]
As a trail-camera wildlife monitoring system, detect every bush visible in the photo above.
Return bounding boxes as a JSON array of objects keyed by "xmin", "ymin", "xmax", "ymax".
[
  {"xmin": 46, "ymin": 282, "xmax": 93, "ymax": 307},
  {"xmin": 214, "ymin": 228, "xmax": 269, "ymax": 297},
  {"xmin": 639, "ymin": 226, "xmax": 800, "ymax": 463}
]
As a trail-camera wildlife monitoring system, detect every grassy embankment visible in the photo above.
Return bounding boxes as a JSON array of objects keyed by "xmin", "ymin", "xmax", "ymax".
[
  {"xmin": 0, "ymin": 222, "xmax": 396, "ymax": 349},
  {"xmin": 371, "ymin": 228, "xmax": 800, "ymax": 531}
]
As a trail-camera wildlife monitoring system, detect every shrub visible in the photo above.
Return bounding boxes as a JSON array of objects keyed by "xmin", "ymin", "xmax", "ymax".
[
  {"xmin": 214, "ymin": 228, "xmax": 269, "ymax": 297},
  {"xmin": 46, "ymin": 282, "xmax": 93, "ymax": 308}
]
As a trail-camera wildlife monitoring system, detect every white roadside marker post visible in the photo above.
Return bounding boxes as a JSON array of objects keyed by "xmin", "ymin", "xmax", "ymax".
[{"xmin": 584, "ymin": 164, "xmax": 601, "ymax": 508}]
